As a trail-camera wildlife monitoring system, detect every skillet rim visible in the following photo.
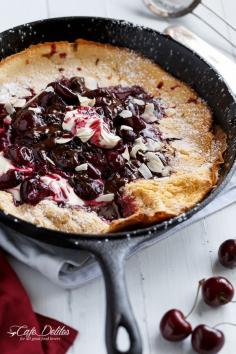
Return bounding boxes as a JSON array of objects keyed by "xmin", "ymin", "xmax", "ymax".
[{"xmin": 0, "ymin": 15, "xmax": 235, "ymax": 242}]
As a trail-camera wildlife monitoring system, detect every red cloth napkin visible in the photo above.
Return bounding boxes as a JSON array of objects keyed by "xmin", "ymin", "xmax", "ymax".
[{"xmin": 0, "ymin": 250, "xmax": 78, "ymax": 354}]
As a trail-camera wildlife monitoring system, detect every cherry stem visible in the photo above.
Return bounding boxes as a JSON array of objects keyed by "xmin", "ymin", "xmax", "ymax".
[
  {"xmin": 214, "ymin": 322, "xmax": 236, "ymax": 329},
  {"xmin": 185, "ymin": 279, "xmax": 204, "ymax": 319}
]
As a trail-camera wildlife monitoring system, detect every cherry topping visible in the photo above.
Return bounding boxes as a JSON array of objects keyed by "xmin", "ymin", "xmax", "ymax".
[
  {"xmin": 12, "ymin": 110, "xmax": 43, "ymax": 132},
  {"xmin": 202, "ymin": 277, "xmax": 234, "ymax": 307},
  {"xmin": 119, "ymin": 128, "xmax": 137, "ymax": 142},
  {"xmin": 20, "ymin": 178, "xmax": 52, "ymax": 205},
  {"xmin": 48, "ymin": 82, "xmax": 78, "ymax": 105},
  {"xmin": 7, "ymin": 145, "xmax": 34, "ymax": 166},
  {"xmin": 191, "ymin": 325, "xmax": 225, "ymax": 354},
  {"xmin": 218, "ymin": 239, "xmax": 236, "ymax": 269},
  {"xmin": 131, "ymin": 116, "xmax": 146, "ymax": 132},
  {"xmin": 0, "ymin": 104, "xmax": 7, "ymax": 121},
  {"xmin": 0, "ymin": 129, "xmax": 8, "ymax": 150},
  {"xmin": 86, "ymin": 163, "xmax": 101, "ymax": 179},
  {"xmin": 0, "ymin": 170, "xmax": 22, "ymax": 189},
  {"xmin": 83, "ymin": 147, "xmax": 108, "ymax": 176},
  {"xmin": 106, "ymin": 164, "xmax": 138, "ymax": 193},
  {"xmin": 106, "ymin": 151, "xmax": 125, "ymax": 170},
  {"xmin": 72, "ymin": 175, "xmax": 104, "ymax": 200},
  {"xmin": 0, "ymin": 76, "xmax": 169, "ymax": 217},
  {"xmin": 36, "ymin": 91, "xmax": 66, "ymax": 112},
  {"xmin": 51, "ymin": 146, "xmax": 79, "ymax": 170},
  {"xmin": 160, "ymin": 309, "xmax": 192, "ymax": 342},
  {"xmin": 12, "ymin": 110, "xmax": 46, "ymax": 143},
  {"xmin": 69, "ymin": 77, "xmax": 86, "ymax": 93}
]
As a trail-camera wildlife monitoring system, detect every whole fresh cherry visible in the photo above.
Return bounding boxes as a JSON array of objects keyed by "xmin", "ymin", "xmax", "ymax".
[
  {"xmin": 160, "ymin": 309, "xmax": 192, "ymax": 342},
  {"xmin": 191, "ymin": 325, "xmax": 225, "ymax": 354},
  {"xmin": 202, "ymin": 277, "xmax": 234, "ymax": 307},
  {"xmin": 218, "ymin": 239, "xmax": 236, "ymax": 269}
]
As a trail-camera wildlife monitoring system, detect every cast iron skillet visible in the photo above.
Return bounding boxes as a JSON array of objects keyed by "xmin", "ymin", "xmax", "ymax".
[{"xmin": 0, "ymin": 17, "xmax": 236, "ymax": 354}]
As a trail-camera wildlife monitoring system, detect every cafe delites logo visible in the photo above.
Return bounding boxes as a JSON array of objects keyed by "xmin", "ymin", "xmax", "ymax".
[{"xmin": 7, "ymin": 324, "xmax": 70, "ymax": 341}]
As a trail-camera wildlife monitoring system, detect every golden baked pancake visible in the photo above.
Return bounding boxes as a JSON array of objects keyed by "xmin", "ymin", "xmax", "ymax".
[{"xmin": 0, "ymin": 39, "xmax": 226, "ymax": 234}]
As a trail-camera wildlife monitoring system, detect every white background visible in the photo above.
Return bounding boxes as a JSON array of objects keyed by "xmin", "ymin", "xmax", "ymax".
[{"xmin": 1, "ymin": 0, "xmax": 236, "ymax": 353}]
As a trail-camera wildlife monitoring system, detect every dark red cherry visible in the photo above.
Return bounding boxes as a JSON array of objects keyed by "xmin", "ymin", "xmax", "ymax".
[
  {"xmin": 69, "ymin": 77, "xmax": 86, "ymax": 93},
  {"xmin": 106, "ymin": 151, "xmax": 125, "ymax": 170},
  {"xmin": 119, "ymin": 128, "xmax": 137, "ymax": 142},
  {"xmin": 51, "ymin": 147, "xmax": 79, "ymax": 170},
  {"xmin": 83, "ymin": 148, "xmax": 107, "ymax": 176},
  {"xmin": 0, "ymin": 129, "xmax": 8, "ymax": 150},
  {"xmin": 202, "ymin": 277, "xmax": 234, "ymax": 307},
  {"xmin": 12, "ymin": 112, "xmax": 46, "ymax": 143},
  {"xmin": 218, "ymin": 239, "xmax": 236, "ymax": 269},
  {"xmin": 132, "ymin": 116, "xmax": 146, "ymax": 132},
  {"xmin": 12, "ymin": 110, "xmax": 44, "ymax": 133},
  {"xmin": 118, "ymin": 116, "xmax": 146, "ymax": 133},
  {"xmin": 191, "ymin": 325, "xmax": 225, "ymax": 354},
  {"xmin": 160, "ymin": 309, "xmax": 192, "ymax": 342},
  {"xmin": 110, "ymin": 85, "xmax": 145, "ymax": 100},
  {"xmin": 0, "ymin": 104, "xmax": 7, "ymax": 121},
  {"xmin": 44, "ymin": 112, "xmax": 63, "ymax": 126},
  {"xmin": 0, "ymin": 170, "xmax": 22, "ymax": 189},
  {"xmin": 86, "ymin": 163, "xmax": 101, "ymax": 179},
  {"xmin": 72, "ymin": 175, "xmax": 104, "ymax": 200},
  {"xmin": 106, "ymin": 173, "xmax": 125, "ymax": 193},
  {"xmin": 48, "ymin": 82, "xmax": 78, "ymax": 105},
  {"xmin": 36, "ymin": 91, "xmax": 65, "ymax": 111},
  {"xmin": 7, "ymin": 145, "xmax": 34, "ymax": 166},
  {"xmin": 20, "ymin": 179, "xmax": 52, "ymax": 205},
  {"xmin": 34, "ymin": 91, "xmax": 54, "ymax": 107}
]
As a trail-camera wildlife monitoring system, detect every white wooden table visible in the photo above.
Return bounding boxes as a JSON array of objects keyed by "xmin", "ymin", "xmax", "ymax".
[{"xmin": 1, "ymin": 0, "xmax": 236, "ymax": 353}]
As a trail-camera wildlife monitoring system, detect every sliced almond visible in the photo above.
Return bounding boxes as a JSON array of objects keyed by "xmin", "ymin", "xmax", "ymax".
[
  {"xmin": 146, "ymin": 151, "xmax": 164, "ymax": 173},
  {"xmin": 29, "ymin": 107, "xmax": 42, "ymax": 114},
  {"xmin": 46, "ymin": 157, "xmax": 56, "ymax": 165},
  {"xmin": 145, "ymin": 138, "xmax": 163, "ymax": 151},
  {"xmin": 78, "ymin": 95, "xmax": 96, "ymax": 107},
  {"xmin": 133, "ymin": 98, "xmax": 145, "ymax": 105},
  {"xmin": 4, "ymin": 102, "xmax": 15, "ymax": 115},
  {"xmin": 55, "ymin": 137, "xmax": 73, "ymax": 144},
  {"xmin": 75, "ymin": 163, "xmax": 88, "ymax": 172},
  {"xmin": 119, "ymin": 110, "xmax": 132, "ymax": 118},
  {"xmin": 141, "ymin": 103, "xmax": 157, "ymax": 123},
  {"xmin": 138, "ymin": 163, "xmax": 152, "ymax": 179},
  {"xmin": 120, "ymin": 125, "xmax": 133, "ymax": 131},
  {"xmin": 96, "ymin": 193, "xmax": 114, "ymax": 202},
  {"xmin": 130, "ymin": 137, "xmax": 147, "ymax": 158},
  {"xmin": 45, "ymin": 86, "xmax": 54, "ymax": 93},
  {"xmin": 122, "ymin": 146, "xmax": 130, "ymax": 162}
]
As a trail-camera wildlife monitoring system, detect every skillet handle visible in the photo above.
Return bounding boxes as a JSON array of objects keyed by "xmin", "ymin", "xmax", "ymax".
[{"xmin": 84, "ymin": 238, "xmax": 142, "ymax": 354}]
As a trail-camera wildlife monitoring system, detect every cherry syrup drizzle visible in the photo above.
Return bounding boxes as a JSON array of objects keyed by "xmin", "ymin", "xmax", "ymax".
[{"xmin": 0, "ymin": 77, "xmax": 170, "ymax": 220}]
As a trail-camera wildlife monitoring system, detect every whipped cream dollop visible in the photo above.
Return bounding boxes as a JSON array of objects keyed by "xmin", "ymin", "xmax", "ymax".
[
  {"xmin": 63, "ymin": 106, "xmax": 121, "ymax": 149},
  {"xmin": 41, "ymin": 174, "xmax": 84, "ymax": 206}
]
